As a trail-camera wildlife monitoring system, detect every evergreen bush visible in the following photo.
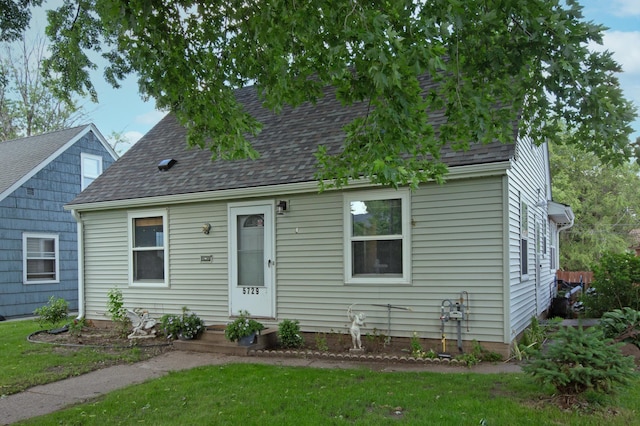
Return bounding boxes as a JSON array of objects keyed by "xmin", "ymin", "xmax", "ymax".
[{"xmin": 523, "ymin": 325, "xmax": 635, "ymax": 395}]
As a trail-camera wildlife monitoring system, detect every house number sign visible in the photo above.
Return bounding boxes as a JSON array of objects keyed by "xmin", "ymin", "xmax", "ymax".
[{"xmin": 242, "ymin": 287, "xmax": 260, "ymax": 295}]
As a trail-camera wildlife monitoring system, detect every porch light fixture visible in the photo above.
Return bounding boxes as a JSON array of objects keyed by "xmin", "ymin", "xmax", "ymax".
[
  {"xmin": 202, "ymin": 223, "xmax": 211, "ymax": 234},
  {"xmin": 276, "ymin": 200, "xmax": 288, "ymax": 215}
]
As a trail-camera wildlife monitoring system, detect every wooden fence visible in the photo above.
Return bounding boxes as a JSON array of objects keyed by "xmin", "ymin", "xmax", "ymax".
[{"xmin": 556, "ymin": 270, "xmax": 593, "ymax": 286}]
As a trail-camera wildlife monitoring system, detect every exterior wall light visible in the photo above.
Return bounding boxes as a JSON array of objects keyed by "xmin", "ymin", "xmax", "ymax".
[
  {"xmin": 276, "ymin": 200, "xmax": 288, "ymax": 215},
  {"xmin": 202, "ymin": 223, "xmax": 211, "ymax": 234}
]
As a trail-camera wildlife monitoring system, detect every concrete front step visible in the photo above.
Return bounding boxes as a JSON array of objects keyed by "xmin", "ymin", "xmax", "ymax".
[{"xmin": 173, "ymin": 326, "xmax": 277, "ymax": 355}]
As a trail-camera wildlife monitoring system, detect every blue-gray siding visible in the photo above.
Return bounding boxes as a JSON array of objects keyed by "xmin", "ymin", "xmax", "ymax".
[{"xmin": 0, "ymin": 132, "xmax": 115, "ymax": 318}]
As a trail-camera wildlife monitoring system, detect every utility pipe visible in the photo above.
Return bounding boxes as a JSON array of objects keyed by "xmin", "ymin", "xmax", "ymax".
[{"xmin": 70, "ymin": 209, "xmax": 85, "ymax": 320}]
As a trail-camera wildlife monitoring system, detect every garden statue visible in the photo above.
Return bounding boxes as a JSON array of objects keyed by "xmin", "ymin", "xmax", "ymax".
[
  {"xmin": 347, "ymin": 304, "xmax": 366, "ymax": 350},
  {"xmin": 126, "ymin": 309, "xmax": 157, "ymax": 339}
]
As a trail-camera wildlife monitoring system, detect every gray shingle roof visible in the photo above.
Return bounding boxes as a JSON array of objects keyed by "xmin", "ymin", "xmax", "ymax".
[
  {"xmin": 0, "ymin": 126, "xmax": 89, "ymax": 199},
  {"xmin": 68, "ymin": 80, "xmax": 516, "ymax": 206}
]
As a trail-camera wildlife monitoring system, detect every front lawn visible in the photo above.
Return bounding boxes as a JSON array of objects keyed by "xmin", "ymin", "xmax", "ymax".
[
  {"xmin": 0, "ymin": 319, "xmax": 166, "ymax": 395},
  {"xmin": 18, "ymin": 363, "xmax": 640, "ymax": 425}
]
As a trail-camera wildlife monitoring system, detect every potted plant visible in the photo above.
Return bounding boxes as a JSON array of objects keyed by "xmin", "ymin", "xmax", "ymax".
[
  {"xmin": 225, "ymin": 310, "xmax": 265, "ymax": 345},
  {"xmin": 160, "ymin": 306, "xmax": 205, "ymax": 340}
]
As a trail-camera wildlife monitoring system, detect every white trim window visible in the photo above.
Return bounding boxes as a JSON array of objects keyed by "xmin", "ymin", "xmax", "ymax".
[
  {"xmin": 549, "ymin": 229, "xmax": 557, "ymax": 271},
  {"xmin": 344, "ymin": 189, "xmax": 411, "ymax": 284},
  {"xmin": 23, "ymin": 233, "xmax": 59, "ymax": 284},
  {"xmin": 81, "ymin": 153, "xmax": 103, "ymax": 190},
  {"xmin": 128, "ymin": 210, "xmax": 169, "ymax": 287},
  {"xmin": 520, "ymin": 197, "xmax": 529, "ymax": 278}
]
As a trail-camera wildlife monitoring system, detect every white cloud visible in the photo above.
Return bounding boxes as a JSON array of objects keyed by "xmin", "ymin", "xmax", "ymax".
[
  {"xmin": 135, "ymin": 110, "xmax": 168, "ymax": 125},
  {"xmin": 124, "ymin": 130, "xmax": 144, "ymax": 144},
  {"xmin": 613, "ymin": 0, "xmax": 640, "ymax": 16},
  {"xmin": 589, "ymin": 31, "xmax": 640, "ymax": 74},
  {"xmin": 603, "ymin": 31, "xmax": 640, "ymax": 74}
]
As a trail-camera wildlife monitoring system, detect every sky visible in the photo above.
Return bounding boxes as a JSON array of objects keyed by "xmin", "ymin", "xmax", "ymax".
[
  {"xmin": 580, "ymin": 0, "xmax": 640, "ymax": 141},
  {"xmin": 19, "ymin": 0, "xmax": 640, "ymax": 154}
]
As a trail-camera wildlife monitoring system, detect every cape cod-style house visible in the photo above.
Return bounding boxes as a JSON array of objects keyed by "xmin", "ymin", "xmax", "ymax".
[
  {"xmin": 64, "ymin": 81, "xmax": 573, "ymax": 355},
  {"xmin": 0, "ymin": 125, "xmax": 117, "ymax": 318}
]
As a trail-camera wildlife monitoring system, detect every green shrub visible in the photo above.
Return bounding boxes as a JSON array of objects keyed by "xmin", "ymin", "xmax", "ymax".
[
  {"xmin": 523, "ymin": 326, "xmax": 636, "ymax": 395},
  {"xmin": 512, "ymin": 316, "xmax": 563, "ymax": 361},
  {"xmin": 599, "ymin": 308, "xmax": 640, "ymax": 346},
  {"xmin": 409, "ymin": 332, "xmax": 423, "ymax": 357},
  {"xmin": 277, "ymin": 319, "xmax": 304, "ymax": 348},
  {"xmin": 106, "ymin": 288, "xmax": 130, "ymax": 337},
  {"xmin": 68, "ymin": 317, "xmax": 88, "ymax": 336},
  {"xmin": 315, "ymin": 332, "xmax": 329, "ymax": 352},
  {"xmin": 471, "ymin": 340, "xmax": 503, "ymax": 362},
  {"xmin": 584, "ymin": 252, "xmax": 640, "ymax": 317},
  {"xmin": 33, "ymin": 296, "xmax": 69, "ymax": 329}
]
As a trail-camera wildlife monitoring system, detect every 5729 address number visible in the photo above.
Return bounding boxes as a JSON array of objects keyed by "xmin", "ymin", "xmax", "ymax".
[{"xmin": 242, "ymin": 287, "xmax": 260, "ymax": 295}]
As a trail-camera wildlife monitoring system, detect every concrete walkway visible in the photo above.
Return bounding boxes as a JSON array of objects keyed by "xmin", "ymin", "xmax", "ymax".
[{"xmin": 0, "ymin": 350, "xmax": 522, "ymax": 425}]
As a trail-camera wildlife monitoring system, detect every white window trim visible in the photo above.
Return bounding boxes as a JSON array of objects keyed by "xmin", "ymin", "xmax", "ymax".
[
  {"xmin": 344, "ymin": 188, "xmax": 411, "ymax": 285},
  {"xmin": 81, "ymin": 152, "xmax": 103, "ymax": 190},
  {"xmin": 23, "ymin": 233, "xmax": 60, "ymax": 284},
  {"xmin": 128, "ymin": 209, "xmax": 169, "ymax": 288},
  {"xmin": 520, "ymin": 197, "xmax": 529, "ymax": 279}
]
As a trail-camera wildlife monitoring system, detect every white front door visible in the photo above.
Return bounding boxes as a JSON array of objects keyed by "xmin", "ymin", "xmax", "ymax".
[{"xmin": 228, "ymin": 202, "xmax": 275, "ymax": 318}]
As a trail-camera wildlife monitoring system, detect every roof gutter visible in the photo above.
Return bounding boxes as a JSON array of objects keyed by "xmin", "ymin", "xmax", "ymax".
[
  {"xmin": 548, "ymin": 201, "xmax": 575, "ymax": 233},
  {"xmin": 70, "ymin": 209, "xmax": 85, "ymax": 320}
]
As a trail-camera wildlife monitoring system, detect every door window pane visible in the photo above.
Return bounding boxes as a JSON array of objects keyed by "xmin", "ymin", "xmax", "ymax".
[{"xmin": 237, "ymin": 214, "xmax": 265, "ymax": 286}]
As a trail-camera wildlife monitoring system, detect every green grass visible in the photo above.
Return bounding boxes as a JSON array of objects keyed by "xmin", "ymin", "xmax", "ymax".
[
  {"xmin": 16, "ymin": 364, "xmax": 640, "ymax": 425},
  {"xmin": 3, "ymin": 320, "xmax": 640, "ymax": 425},
  {"xmin": 0, "ymin": 320, "xmax": 157, "ymax": 395}
]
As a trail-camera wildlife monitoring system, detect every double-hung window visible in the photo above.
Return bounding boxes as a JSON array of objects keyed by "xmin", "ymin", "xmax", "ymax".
[
  {"xmin": 521, "ymin": 197, "xmax": 529, "ymax": 277},
  {"xmin": 128, "ymin": 210, "xmax": 168, "ymax": 287},
  {"xmin": 23, "ymin": 233, "xmax": 59, "ymax": 284},
  {"xmin": 344, "ymin": 189, "xmax": 410, "ymax": 284},
  {"xmin": 81, "ymin": 153, "xmax": 103, "ymax": 190}
]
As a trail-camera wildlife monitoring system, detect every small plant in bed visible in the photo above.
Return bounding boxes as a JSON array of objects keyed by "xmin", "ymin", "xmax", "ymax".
[
  {"xmin": 224, "ymin": 310, "xmax": 264, "ymax": 342},
  {"xmin": 160, "ymin": 307, "xmax": 205, "ymax": 340}
]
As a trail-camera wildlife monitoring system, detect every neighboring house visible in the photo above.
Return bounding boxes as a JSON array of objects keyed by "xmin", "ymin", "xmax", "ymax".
[
  {"xmin": 0, "ymin": 125, "xmax": 118, "ymax": 318},
  {"xmin": 65, "ymin": 80, "xmax": 573, "ymax": 356}
]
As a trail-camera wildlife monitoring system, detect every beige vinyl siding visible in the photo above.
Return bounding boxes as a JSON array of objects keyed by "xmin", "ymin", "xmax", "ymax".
[
  {"xmin": 412, "ymin": 177, "xmax": 505, "ymax": 343},
  {"xmin": 82, "ymin": 203, "xmax": 231, "ymax": 320},
  {"xmin": 81, "ymin": 175, "xmax": 509, "ymax": 345},
  {"xmin": 274, "ymin": 177, "xmax": 507, "ymax": 344},
  {"xmin": 165, "ymin": 202, "xmax": 229, "ymax": 317},
  {"xmin": 82, "ymin": 210, "xmax": 129, "ymax": 318},
  {"xmin": 507, "ymin": 139, "xmax": 555, "ymax": 338}
]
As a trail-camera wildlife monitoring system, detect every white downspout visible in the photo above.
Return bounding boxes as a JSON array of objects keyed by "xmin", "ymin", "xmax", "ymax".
[
  {"xmin": 70, "ymin": 209, "xmax": 85, "ymax": 319},
  {"xmin": 557, "ymin": 218, "xmax": 574, "ymax": 233},
  {"xmin": 556, "ymin": 211, "xmax": 574, "ymax": 272}
]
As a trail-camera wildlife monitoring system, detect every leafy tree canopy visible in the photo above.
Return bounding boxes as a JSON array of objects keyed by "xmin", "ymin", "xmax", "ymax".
[
  {"xmin": 29, "ymin": 0, "xmax": 639, "ymax": 188},
  {"xmin": 0, "ymin": 35, "xmax": 86, "ymax": 140},
  {"xmin": 550, "ymin": 140, "xmax": 640, "ymax": 270},
  {"xmin": 0, "ymin": 0, "xmax": 43, "ymax": 42}
]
